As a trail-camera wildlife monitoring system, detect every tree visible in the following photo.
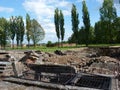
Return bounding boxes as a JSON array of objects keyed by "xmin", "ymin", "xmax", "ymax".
[
  {"xmin": 78, "ymin": 26, "xmax": 85, "ymax": 44},
  {"xmin": 113, "ymin": 17, "xmax": 120, "ymax": 43},
  {"xmin": 54, "ymin": 8, "xmax": 60, "ymax": 47},
  {"xmin": 59, "ymin": 10, "xmax": 65, "ymax": 47},
  {"xmin": 9, "ymin": 16, "xmax": 16, "ymax": 49},
  {"xmin": 16, "ymin": 16, "xmax": 21, "ymax": 48},
  {"xmin": 82, "ymin": 0, "xmax": 91, "ymax": 46},
  {"xmin": 94, "ymin": 21, "xmax": 104, "ymax": 43},
  {"xmin": 68, "ymin": 33, "xmax": 76, "ymax": 44},
  {"xmin": 19, "ymin": 16, "xmax": 25, "ymax": 48},
  {"xmin": 30, "ymin": 19, "xmax": 45, "ymax": 47},
  {"xmin": 0, "ymin": 17, "xmax": 9, "ymax": 49},
  {"xmin": 71, "ymin": 4, "xmax": 79, "ymax": 46},
  {"xmin": 89, "ymin": 26, "xmax": 94, "ymax": 44},
  {"xmin": 100, "ymin": 0, "xmax": 117, "ymax": 43},
  {"xmin": 9, "ymin": 16, "xmax": 25, "ymax": 49},
  {"xmin": 26, "ymin": 13, "xmax": 31, "ymax": 48}
]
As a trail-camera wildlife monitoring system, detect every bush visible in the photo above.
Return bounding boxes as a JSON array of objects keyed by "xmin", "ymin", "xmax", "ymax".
[{"xmin": 46, "ymin": 41, "xmax": 54, "ymax": 47}]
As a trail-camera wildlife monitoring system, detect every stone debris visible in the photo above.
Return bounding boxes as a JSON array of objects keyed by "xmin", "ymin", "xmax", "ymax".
[
  {"xmin": 54, "ymin": 50, "xmax": 66, "ymax": 55},
  {"xmin": 0, "ymin": 53, "xmax": 14, "ymax": 76},
  {"xmin": 0, "ymin": 47, "xmax": 120, "ymax": 89},
  {"xmin": 0, "ymin": 48, "xmax": 120, "ymax": 76}
]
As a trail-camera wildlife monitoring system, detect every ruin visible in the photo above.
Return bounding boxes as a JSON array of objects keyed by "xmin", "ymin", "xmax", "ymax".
[
  {"xmin": 0, "ymin": 52, "xmax": 13, "ymax": 76},
  {"xmin": 0, "ymin": 47, "xmax": 119, "ymax": 90},
  {"xmin": 3, "ymin": 66, "xmax": 117, "ymax": 90}
]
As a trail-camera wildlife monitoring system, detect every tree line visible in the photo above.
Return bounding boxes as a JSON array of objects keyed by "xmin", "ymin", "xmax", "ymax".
[
  {"xmin": 55, "ymin": 0, "xmax": 120, "ymax": 47},
  {"xmin": 0, "ymin": 14, "xmax": 45, "ymax": 49}
]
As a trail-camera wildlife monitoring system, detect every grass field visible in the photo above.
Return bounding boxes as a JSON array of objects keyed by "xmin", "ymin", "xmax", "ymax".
[
  {"xmin": 6, "ymin": 46, "xmax": 80, "ymax": 52},
  {"xmin": 4, "ymin": 43, "xmax": 120, "ymax": 52}
]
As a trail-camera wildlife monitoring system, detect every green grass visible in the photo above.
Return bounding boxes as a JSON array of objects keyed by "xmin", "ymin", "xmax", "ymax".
[
  {"xmin": 5, "ymin": 45, "xmax": 80, "ymax": 52},
  {"xmin": 3, "ymin": 43, "xmax": 120, "ymax": 52}
]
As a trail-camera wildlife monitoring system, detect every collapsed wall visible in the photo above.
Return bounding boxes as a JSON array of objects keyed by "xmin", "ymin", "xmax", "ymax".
[{"xmin": 0, "ymin": 48, "xmax": 119, "ymax": 90}]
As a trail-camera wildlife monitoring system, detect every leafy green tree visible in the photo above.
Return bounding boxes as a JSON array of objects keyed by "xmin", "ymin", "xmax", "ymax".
[
  {"xmin": 71, "ymin": 4, "xmax": 79, "ymax": 45},
  {"xmin": 113, "ymin": 17, "xmax": 120, "ymax": 43},
  {"xmin": 82, "ymin": 0, "xmax": 91, "ymax": 46},
  {"xmin": 16, "ymin": 16, "xmax": 21, "ymax": 48},
  {"xmin": 30, "ymin": 19, "xmax": 45, "ymax": 47},
  {"xmin": 94, "ymin": 21, "xmax": 103, "ymax": 43},
  {"xmin": 68, "ymin": 33, "xmax": 76, "ymax": 44},
  {"xmin": 46, "ymin": 41, "xmax": 54, "ymax": 47},
  {"xmin": 26, "ymin": 13, "xmax": 31, "ymax": 48},
  {"xmin": 78, "ymin": 26, "xmax": 85, "ymax": 44},
  {"xmin": 19, "ymin": 16, "xmax": 25, "ymax": 48},
  {"xmin": 54, "ymin": 8, "xmax": 60, "ymax": 47},
  {"xmin": 0, "ymin": 17, "xmax": 9, "ymax": 49},
  {"xmin": 9, "ymin": 16, "xmax": 24, "ymax": 49},
  {"xmin": 100, "ymin": 0, "xmax": 117, "ymax": 43},
  {"xmin": 59, "ymin": 10, "xmax": 65, "ymax": 47},
  {"xmin": 9, "ymin": 16, "xmax": 16, "ymax": 49},
  {"xmin": 89, "ymin": 26, "xmax": 94, "ymax": 44}
]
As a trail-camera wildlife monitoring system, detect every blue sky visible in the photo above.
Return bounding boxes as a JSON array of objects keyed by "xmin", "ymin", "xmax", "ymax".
[{"xmin": 0, "ymin": 0, "xmax": 120, "ymax": 44}]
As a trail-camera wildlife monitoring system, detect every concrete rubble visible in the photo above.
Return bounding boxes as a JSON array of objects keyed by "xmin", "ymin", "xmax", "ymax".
[{"xmin": 0, "ymin": 47, "xmax": 119, "ymax": 90}]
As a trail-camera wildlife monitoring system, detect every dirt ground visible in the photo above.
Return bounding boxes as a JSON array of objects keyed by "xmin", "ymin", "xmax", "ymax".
[
  {"xmin": 0, "ymin": 47, "xmax": 120, "ymax": 89},
  {"xmin": 1, "ymin": 47, "xmax": 119, "ymax": 75},
  {"xmin": 41, "ymin": 47, "xmax": 120, "ymax": 75},
  {"xmin": 0, "ymin": 80, "xmax": 49, "ymax": 90}
]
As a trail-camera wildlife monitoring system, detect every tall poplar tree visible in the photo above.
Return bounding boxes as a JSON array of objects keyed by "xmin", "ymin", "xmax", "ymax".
[
  {"xmin": 19, "ymin": 16, "xmax": 25, "ymax": 48},
  {"xmin": 16, "ymin": 16, "xmax": 21, "ymax": 48},
  {"xmin": 9, "ymin": 16, "xmax": 16, "ymax": 49},
  {"xmin": 54, "ymin": 8, "xmax": 60, "ymax": 47},
  {"xmin": 94, "ymin": 21, "xmax": 104, "ymax": 43},
  {"xmin": 26, "ymin": 13, "xmax": 31, "ymax": 48},
  {"xmin": 71, "ymin": 4, "xmax": 79, "ymax": 45},
  {"xmin": 60, "ymin": 10, "xmax": 65, "ymax": 47},
  {"xmin": 82, "ymin": 1, "xmax": 90, "ymax": 46},
  {"xmin": 100, "ymin": 0, "xmax": 117, "ymax": 43}
]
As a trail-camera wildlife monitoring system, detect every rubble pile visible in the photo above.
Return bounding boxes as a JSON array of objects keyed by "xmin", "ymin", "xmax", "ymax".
[
  {"xmin": 37, "ymin": 48, "xmax": 119, "ymax": 75},
  {"xmin": 0, "ymin": 47, "xmax": 119, "ymax": 76},
  {"xmin": 0, "ymin": 52, "xmax": 13, "ymax": 76},
  {"xmin": 0, "ymin": 47, "xmax": 119, "ymax": 89}
]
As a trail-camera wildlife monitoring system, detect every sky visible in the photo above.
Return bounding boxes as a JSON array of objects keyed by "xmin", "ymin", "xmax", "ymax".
[{"xmin": 0, "ymin": 0, "xmax": 120, "ymax": 44}]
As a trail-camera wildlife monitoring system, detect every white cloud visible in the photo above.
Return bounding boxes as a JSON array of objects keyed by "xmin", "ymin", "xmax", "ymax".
[
  {"xmin": 0, "ymin": 6, "xmax": 14, "ymax": 13},
  {"xmin": 23, "ymin": 0, "xmax": 72, "ymax": 43},
  {"xmin": 23, "ymin": 0, "xmax": 71, "ymax": 18}
]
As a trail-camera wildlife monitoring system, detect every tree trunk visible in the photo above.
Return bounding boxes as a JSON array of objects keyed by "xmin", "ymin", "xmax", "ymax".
[
  {"xmin": 61, "ymin": 40, "xmax": 62, "ymax": 47},
  {"xmin": 28, "ymin": 40, "xmax": 30, "ymax": 48},
  {"xmin": 58, "ymin": 39, "xmax": 60, "ymax": 48},
  {"xmin": 17, "ymin": 41, "xmax": 19, "ymax": 49},
  {"xmin": 20, "ymin": 41, "xmax": 23, "ymax": 49},
  {"xmin": 34, "ymin": 41, "xmax": 36, "ymax": 48},
  {"xmin": 12, "ymin": 40, "xmax": 14, "ymax": 49}
]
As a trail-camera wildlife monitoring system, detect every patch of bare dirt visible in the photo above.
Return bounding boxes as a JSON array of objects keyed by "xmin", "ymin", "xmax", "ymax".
[{"xmin": 40, "ymin": 48, "xmax": 120, "ymax": 75}]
